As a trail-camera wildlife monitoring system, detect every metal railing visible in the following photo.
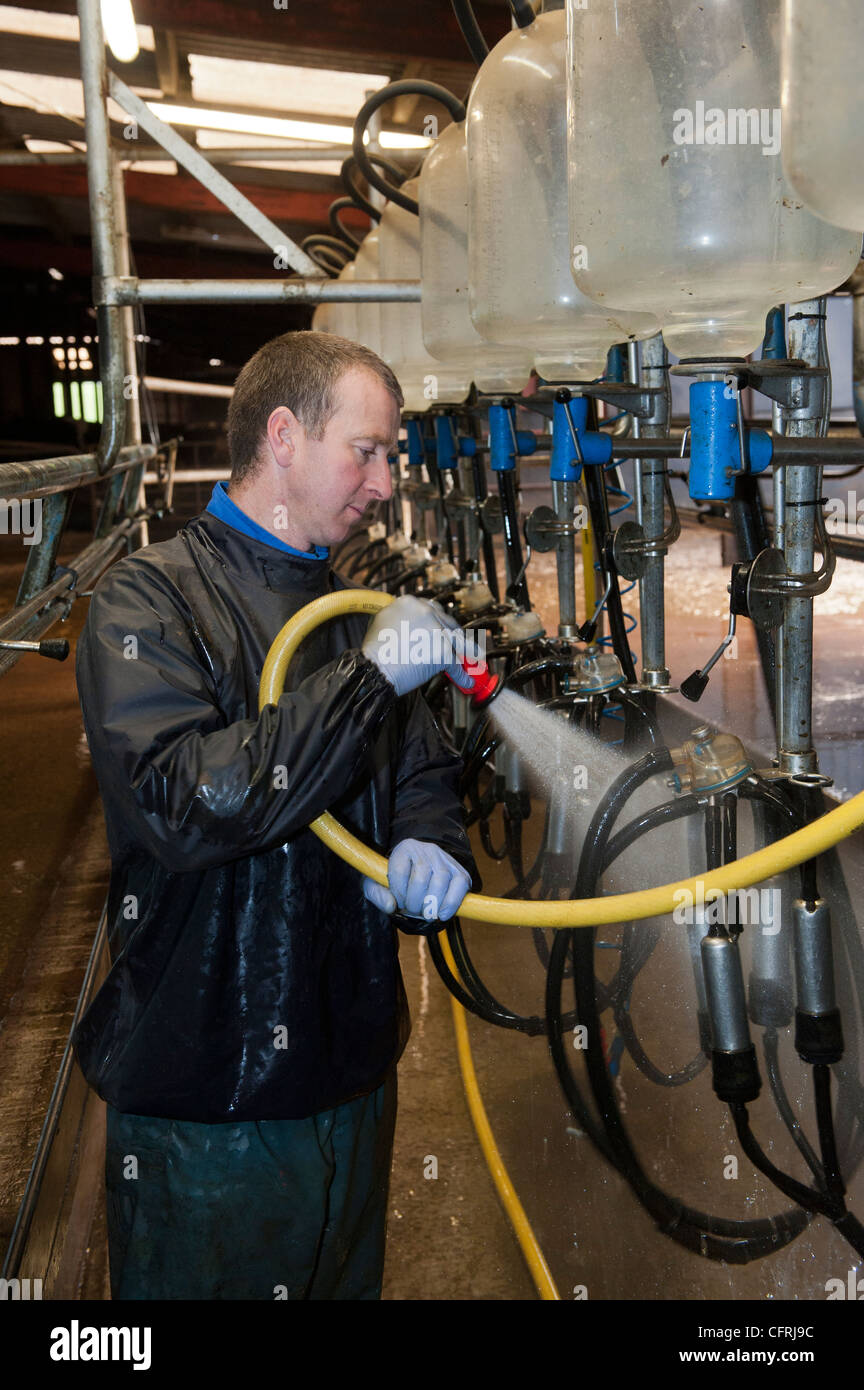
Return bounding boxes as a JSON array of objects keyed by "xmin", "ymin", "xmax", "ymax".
[{"xmin": 0, "ymin": 0, "xmax": 417, "ymax": 680}]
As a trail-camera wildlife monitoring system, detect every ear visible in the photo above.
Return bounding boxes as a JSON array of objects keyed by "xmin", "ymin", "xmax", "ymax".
[{"xmin": 266, "ymin": 405, "xmax": 303, "ymax": 469}]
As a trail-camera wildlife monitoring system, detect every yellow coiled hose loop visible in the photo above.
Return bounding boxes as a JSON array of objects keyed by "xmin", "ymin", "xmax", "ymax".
[
  {"xmin": 259, "ymin": 587, "xmax": 864, "ymax": 1303},
  {"xmin": 259, "ymin": 589, "xmax": 864, "ymax": 930}
]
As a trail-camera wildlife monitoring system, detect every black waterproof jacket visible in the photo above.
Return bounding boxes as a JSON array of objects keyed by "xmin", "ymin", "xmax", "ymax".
[{"xmin": 73, "ymin": 510, "xmax": 479, "ymax": 1122}]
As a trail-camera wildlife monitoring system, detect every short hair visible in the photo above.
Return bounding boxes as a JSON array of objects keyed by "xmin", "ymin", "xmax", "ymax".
[{"xmin": 226, "ymin": 330, "xmax": 404, "ymax": 484}]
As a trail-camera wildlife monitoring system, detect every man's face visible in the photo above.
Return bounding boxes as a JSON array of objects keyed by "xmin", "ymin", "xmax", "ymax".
[{"xmin": 282, "ymin": 367, "xmax": 400, "ymax": 549}]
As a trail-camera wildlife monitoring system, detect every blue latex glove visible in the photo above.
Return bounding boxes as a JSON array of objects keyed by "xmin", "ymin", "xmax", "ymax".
[
  {"xmin": 362, "ymin": 838, "xmax": 472, "ymax": 923},
  {"xmin": 362, "ymin": 595, "xmax": 474, "ymax": 697}
]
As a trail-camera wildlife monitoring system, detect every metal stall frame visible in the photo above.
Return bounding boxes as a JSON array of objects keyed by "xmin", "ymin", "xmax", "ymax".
[
  {"xmin": 0, "ymin": 0, "xmax": 420, "ymax": 1287},
  {"xmin": 0, "ymin": 0, "xmax": 419, "ymax": 678}
]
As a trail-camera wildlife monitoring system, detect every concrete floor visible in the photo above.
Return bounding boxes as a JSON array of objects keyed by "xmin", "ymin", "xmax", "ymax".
[{"xmin": 1, "ymin": 521, "xmax": 863, "ymax": 1300}]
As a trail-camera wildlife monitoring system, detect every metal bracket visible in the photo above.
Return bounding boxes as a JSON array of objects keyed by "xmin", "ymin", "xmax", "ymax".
[
  {"xmin": 744, "ymin": 547, "xmax": 787, "ymax": 629},
  {"xmin": 670, "ymin": 357, "xmax": 829, "ymax": 412},
  {"xmin": 745, "ymin": 359, "xmax": 829, "ymax": 412},
  {"xmin": 579, "ymin": 382, "xmax": 664, "ymax": 419},
  {"xmin": 525, "ymin": 504, "xmax": 586, "ymax": 553},
  {"xmin": 611, "ymin": 520, "xmax": 649, "ymax": 581},
  {"xmin": 480, "ymin": 495, "xmax": 504, "ymax": 535}
]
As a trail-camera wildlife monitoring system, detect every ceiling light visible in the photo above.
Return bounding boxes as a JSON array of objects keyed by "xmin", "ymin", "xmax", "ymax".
[
  {"xmin": 147, "ymin": 102, "xmax": 431, "ymax": 150},
  {"xmin": 188, "ymin": 55, "xmax": 388, "ymax": 119},
  {"xmin": 100, "ymin": 0, "xmax": 139, "ymax": 64},
  {"xmin": 377, "ymin": 131, "xmax": 431, "ymax": 150},
  {"xmin": 48, "ymin": 266, "xmax": 64, "ymax": 281}
]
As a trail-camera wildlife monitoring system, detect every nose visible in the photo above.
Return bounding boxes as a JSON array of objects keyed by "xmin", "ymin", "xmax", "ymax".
[{"xmin": 367, "ymin": 450, "xmax": 393, "ymax": 501}]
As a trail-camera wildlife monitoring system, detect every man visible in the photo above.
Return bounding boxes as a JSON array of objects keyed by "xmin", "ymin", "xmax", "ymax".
[{"xmin": 74, "ymin": 330, "xmax": 480, "ymax": 1300}]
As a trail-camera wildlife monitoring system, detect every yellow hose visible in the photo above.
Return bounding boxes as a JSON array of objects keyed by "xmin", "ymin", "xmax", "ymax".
[
  {"xmin": 259, "ymin": 588, "xmax": 864, "ymax": 929},
  {"xmin": 439, "ymin": 932, "xmax": 560, "ymax": 1300}
]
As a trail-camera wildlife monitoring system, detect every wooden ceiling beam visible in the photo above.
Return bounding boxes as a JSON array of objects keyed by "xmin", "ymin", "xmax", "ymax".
[
  {"xmin": 0, "ymin": 163, "xmax": 370, "ymax": 227},
  {"xmin": 11, "ymin": 0, "xmax": 510, "ymax": 68}
]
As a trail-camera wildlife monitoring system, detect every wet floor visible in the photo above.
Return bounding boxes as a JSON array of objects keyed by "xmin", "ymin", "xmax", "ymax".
[
  {"xmin": 1, "ymin": 523, "xmax": 863, "ymax": 1300},
  {"xmin": 0, "ymin": 544, "xmax": 107, "ymax": 1269}
]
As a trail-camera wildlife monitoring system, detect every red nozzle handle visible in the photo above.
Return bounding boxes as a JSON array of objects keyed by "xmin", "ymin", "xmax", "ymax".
[{"xmin": 444, "ymin": 662, "xmax": 501, "ymax": 707}]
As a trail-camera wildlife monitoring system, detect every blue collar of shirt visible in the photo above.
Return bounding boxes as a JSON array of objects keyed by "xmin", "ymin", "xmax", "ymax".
[{"xmin": 206, "ymin": 481, "xmax": 329, "ymax": 560}]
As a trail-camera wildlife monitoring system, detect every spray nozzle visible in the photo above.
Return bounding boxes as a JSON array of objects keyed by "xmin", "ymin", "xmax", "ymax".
[{"xmin": 445, "ymin": 658, "xmax": 502, "ymax": 708}]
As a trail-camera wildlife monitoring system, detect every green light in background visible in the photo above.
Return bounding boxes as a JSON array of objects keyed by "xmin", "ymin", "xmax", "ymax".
[
  {"xmin": 81, "ymin": 379, "xmax": 98, "ymax": 423},
  {"xmin": 52, "ymin": 381, "xmax": 65, "ymax": 417}
]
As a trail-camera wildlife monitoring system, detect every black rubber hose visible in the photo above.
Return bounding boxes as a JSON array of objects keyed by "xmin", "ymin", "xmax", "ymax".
[
  {"xmin": 427, "ymin": 926, "xmax": 530, "ymax": 1030},
  {"xmin": 600, "ymin": 794, "xmax": 711, "ymax": 1088},
  {"xmin": 302, "ymin": 233, "xmax": 353, "ymax": 262},
  {"xmin": 331, "ymin": 528, "xmax": 372, "ymax": 567},
  {"xmin": 454, "ymin": 742, "xmax": 857, "ymax": 1247},
  {"xmin": 575, "ymin": 922, "xmax": 811, "ymax": 1262},
  {"xmin": 763, "ymin": 1030, "xmax": 824, "ymax": 1183},
  {"xmin": 347, "ymin": 538, "xmax": 388, "ymax": 578},
  {"xmin": 302, "ymin": 246, "xmax": 345, "ymax": 277},
  {"xmin": 498, "ymin": 469, "xmax": 530, "ymax": 609},
  {"xmin": 479, "ymin": 817, "xmax": 509, "ymax": 861},
  {"xmin": 470, "ymin": 450, "xmax": 501, "ymax": 599},
  {"xmin": 451, "ymin": 0, "xmax": 490, "ymax": 65},
  {"xmin": 602, "ymin": 792, "xmax": 705, "ymax": 870},
  {"xmin": 545, "ymin": 924, "xmax": 808, "ymax": 1259},
  {"xmin": 545, "ymin": 931, "xmax": 621, "ymax": 1170},
  {"xmin": 461, "ymin": 736, "xmax": 501, "ymax": 812},
  {"xmin": 737, "ymin": 776, "xmax": 804, "ymax": 832},
  {"xmin": 446, "ymin": 919, "xmax": 579, "ymax": 1035},
  {"xmin": 566, "ymin": 753, "xmax": 678, "ymax": 1174},
  {"xmin": 813, "ymin": 1063, "xmax": 845, "ymax": 1203},
  {"xmin": 506, "ymin": 808, "xmax": 526, "ymax": 886},
  {"xmin": 426, "ymin": 919, "xmax": 576, "ymax": 1037},
  {"xmin": 722, "ymin": 790, "xmax": 737, "ymax": 870},
  {"xmin": 615, "ymin": 689, "xmax": 661, "ymax": 750},
  {"xmin": 547, "ymin": 750, "xmax": 811, "ymax": 1257},
  {"xmin": 730, "ymin": 1103, "xmax": 839, "ymax": 1219},
  {"xmin": 733, "ymin": 783, "xmax": 864, "ymax": 1204},
  {"xmin": 352, "ymin": 82, "xmax": 467, "ymax": 215},
  {"xmin": 340, "ymin": 153, "xmax": 407, "ymax": 222},
  {"xmin": 464, "ymin": 780, "xmax": 498, "ymax": 831},
  {"xmin": 509, "ymin": 0, "xmax": 536, "ymax": 27},
  {"xmin": 581, "ymin": 749, "xmax": 675, "ymax": 860},
  {"xmin": 328, "ymin": 196, "xmax": 365, "ymax": 251},
  {"xmin": 362, "ymin": 547, "xmax": 409, "ymax": 585},
  {"xmin": 581, "ymin": 455, "xmax": 638, "ymax": 684},
  {"xmin": 382, "ymin": 561, "xmax": 429, "ymax": 593}
]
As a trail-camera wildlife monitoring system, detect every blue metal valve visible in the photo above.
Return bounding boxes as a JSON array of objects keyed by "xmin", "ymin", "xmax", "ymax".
[
  {"xmin": 434, "ymin": 415, "xmax": 457, "ymax": 472},
  {"xmin": 689, "ymin": 380, "xmax": 773, "ymax": 501},
  {"xmin": 551, "ymin": 395, "xmax": 582, "ymax": 482},
  {"xmin": 488, "ymin": 403, "xmax": 540, "ymax": 472},
  {"xmin": 406, "ymin": 418, "xmax": 426, "ymax": 468}
]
